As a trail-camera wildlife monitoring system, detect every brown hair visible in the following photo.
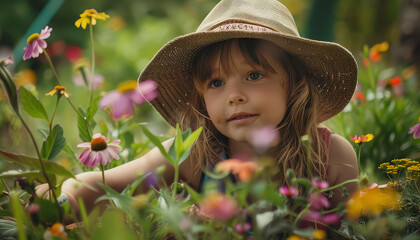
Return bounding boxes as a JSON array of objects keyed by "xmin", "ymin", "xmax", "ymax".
[{"xmin": 179, "ymin": 39, "xmax": 326, "ymax": 184}]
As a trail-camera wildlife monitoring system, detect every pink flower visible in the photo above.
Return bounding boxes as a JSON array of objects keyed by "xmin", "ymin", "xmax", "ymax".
[
  {"xmin": 279, "ymin": 186, "xmax": 298, "ymax": 198},
  {"xmin": 23, "ymin": 26, "xmax": 52, "ymax": 60},
  {"xmin": 0, "ymin": 57, "xmax": 13, "ymax": 66},
  {"xmin": 311, "ymin": 178, "xmax": 329, "ymax": 190},
  {"xmin": 72, "ymin": 68, "xmax": 104, "ymax": 89},
  {"xmin": 308, "ymin": 193, "xmax": 330, "ymax": 210},
  {"xmin": 77, "ymin": 133, "xmax": 122, "ymax": 167},
  {"xmin": 303, "ymin": 211, "xmax": 340, "ymax": 225},
  {"xmin": 248, "ymin": 125, "xmax": 279, "ymax": 153},
  {"xmin": 99, "ymin": 80, "xmax": 158, "ymax": 120},
  {"xmin": 200, "ymin": 192, "xmax": 238, "ymax": 222},
  {"xmin": 235, "ymin": 222, "xmax": 252, "ymax": 235},
  {"xmin": 409, "ymin": 122, "xmax": 420, "ymax": 139}
]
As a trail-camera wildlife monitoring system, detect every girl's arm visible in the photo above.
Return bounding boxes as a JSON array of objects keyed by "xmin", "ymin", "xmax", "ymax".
[
  {"xmin": 326, "ymin": 133, "xmax": 359, "ymax": 208},
  {"xmin": 36, "ymin": 138, "xmax": 175, "ymax": 220}
]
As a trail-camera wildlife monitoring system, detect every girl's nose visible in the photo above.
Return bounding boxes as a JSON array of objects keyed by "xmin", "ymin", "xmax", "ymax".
[{"xmin": 228, "ymin": 87, "xmax": 248, "ymax": 105}]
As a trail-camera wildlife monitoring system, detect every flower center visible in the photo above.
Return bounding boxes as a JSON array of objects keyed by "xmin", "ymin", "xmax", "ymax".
[
  {"xmin": 117, "ymin": 80, "xmax": 138, "ymax": 93},
  {"xmin": 90, "ymin": 137, "xmax": 107, "ymax": 151},
  {"xmin": 54, "ymin": 85, "xmax": 66, "ymax": 91},
  {"xmin": 27, "ymin": 33, "xmax": 40, "ymax": 45},
  {"xmin": 85, "ymin": 9, "xmax": 98, "ymax": 16}
]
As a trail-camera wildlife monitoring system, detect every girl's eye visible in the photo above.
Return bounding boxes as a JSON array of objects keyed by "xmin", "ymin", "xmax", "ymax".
[
  {"xmin": 247, "ymin": 72, "xmax": 263, "ymax": 81},
  {"xmin": 209, "ymin": 79, "xmax": 225, "ymax": 88}
]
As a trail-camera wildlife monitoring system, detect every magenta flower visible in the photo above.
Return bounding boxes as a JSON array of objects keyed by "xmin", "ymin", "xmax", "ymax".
[
  {"xmin": 308, "ymin": 193, "xmax": 330, "ymax": 210},
  {"xmin": 23, "ymin": 26, "xmax": 52, "ymax": 60},
  {"xmin": 311, "ymin": 177, "xmax": 329, "ymax": 190},
  {"xmin": 409, "ymin": 122, "xmax": 420, "ymax": 139},
  {"xmin": 303, "ymin": 211, "xmax": 340, "ymax": 225},
  {"xmin": 99, "ymin": 79, "xmax": 158, "ymax": 120},
  {"xmin": 279, "ymin": 186, "xmax": 298, "ymax": 198},
  {"xmin": 77, "ymin": 133, "xmax": 122, "ymax": 167},
  {"xmin": 200, "ymin": 192, "xmax": 238, "ymax": 222},
  {"xmin": 248, "ymin": 125, "xmax": 279, "ymax": 153}
]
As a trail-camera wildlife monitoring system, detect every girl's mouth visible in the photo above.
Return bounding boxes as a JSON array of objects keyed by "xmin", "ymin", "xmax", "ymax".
[{"xmin": 227, "ymin": 113, "xmax": 258, "ymax": 122}]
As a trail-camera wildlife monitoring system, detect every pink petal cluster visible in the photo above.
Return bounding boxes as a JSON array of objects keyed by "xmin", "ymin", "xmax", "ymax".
[
  {"xmin": 248, "ymin": 125, "xmax": 279, "ymax": 153},
  {"xmin": 77, "ymin": 133, "xmax": 122, "ymax": 167},
  {"xmin": 311, "ymin": 178, "xmax": 329, "ymax": 190},
  {"xmin": 279, "ymin": 186, "xmax": 298, "ymax": 198},
  {"xmin": 0, "ymin": 57, "xmax": 13, "ymax": 66},
  {"xmin": 200, "ymin": 192, "xmax": 238, "ymax": 222},
  {"xmin": 409, "ymin": 123, "xmax": 420, "ymax": 139},
  {"xmin": 23, "ymin": 26, "xmax": 52, "ymax": 60},
  {"xmin": 99, "ymin": 80, "xmax": 158, "ymax": 120},
  {"xmin": 308, "ymin": 193, "xmax": 330, "ymax": 210},
  {"xmin": 235, "ymin": 222, "xmax": 252, "ymax": 235}
]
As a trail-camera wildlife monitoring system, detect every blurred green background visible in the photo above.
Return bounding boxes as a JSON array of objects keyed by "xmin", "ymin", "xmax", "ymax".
[{"xmin": 0, "ymin": 0, "xmax": 419, "ymax": 181}]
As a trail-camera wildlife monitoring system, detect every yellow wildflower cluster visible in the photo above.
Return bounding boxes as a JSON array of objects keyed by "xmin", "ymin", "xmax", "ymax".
[{"xmin": 378, "ymin": 158, "xmax": 420, "ymax": 181}]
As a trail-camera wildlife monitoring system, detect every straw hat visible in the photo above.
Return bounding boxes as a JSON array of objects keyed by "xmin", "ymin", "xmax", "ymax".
[{"xmin": 138, "ymin": 0, "xmax": 358, "ymax": 127}]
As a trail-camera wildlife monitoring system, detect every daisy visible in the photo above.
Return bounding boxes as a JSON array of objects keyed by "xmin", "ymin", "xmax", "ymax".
[
  {"xmin": 23, "ymin": 26, "xmax": 52, "ymax": 60},
  {"xmin": 99, "ymin": 80, "xmax": 158, "ymax": 120},
  {"xmin": 77, "ymin": 133, "xmax": 122, "ymax": 167},
  {"xmin": 75, "ymin": 9, "xmax": 110, "ymax": 29},
  {"xmin": 45, "ymin": 85, "xmax": 71, "ymax": 98}
]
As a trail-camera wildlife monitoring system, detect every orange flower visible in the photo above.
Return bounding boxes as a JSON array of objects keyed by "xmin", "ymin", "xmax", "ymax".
[
  {"xmin": 369, "ymin": 41, "xmax": 389, "ymax": 62},
  {"xmin": 353, "ymin": 92, "xmax": 366, "ymax": 103},
  {"xmin": 390, "ymin": 76, "xmax": 402, "ymax": 87},
  {"xmin": 200, "ymin": 192, "xmax": 238, "ymax": 222},
  {"xmin": 216, "ymin": 158, "xmax": 258, "ymax": 182},
  {"xmin": 350, "ymin": 134, "xmax": 374, "ymax": 144},
  {"xmin": 43, "ymin": 222, "xmax": 68, "ymax": 239},
  {"xmin": 45, "ymin": 85, "xmax": 70, "ymax": 98}
]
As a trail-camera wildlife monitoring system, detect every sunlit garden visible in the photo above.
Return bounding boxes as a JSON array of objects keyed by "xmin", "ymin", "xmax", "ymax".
[{"xmin": 1, "ymin": 0, "xmax": 419, "ymax": 239}]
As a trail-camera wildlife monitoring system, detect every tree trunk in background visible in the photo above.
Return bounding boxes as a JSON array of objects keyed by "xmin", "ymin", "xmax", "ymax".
[
  {"xmin": 305, "ymin": 0, "xmax": 337, "ymax": 42},
  {"xmin": 393, "ymin": 0, "xmax": 420, "ymax": 66}
]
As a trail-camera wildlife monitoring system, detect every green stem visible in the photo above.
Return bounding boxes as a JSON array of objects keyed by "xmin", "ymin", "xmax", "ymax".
[
  {"xmin": 100, "ymin": 165, "xmax": 106, "ymax": 185},
  {"xmin": 42, "ymin": 49, "xmax": 61, "ymax": 86},
  {"xmin": 89, "ymin": 23, "xmax": 95, "ymax": 105},
  {"xmin": 17, "ymin": 113, "xmax": 63, "ymax": 221},
  {"xmin": 49, "ymin": 95, "xmax": 61, "ymax": 134},
  {"xmin": 320, "ymin": 178, "xmax": 359, "ymax": 193},
  {"xmin": 172, "ymin": 165, "xmax": 179, "ymax": 199},
  {"xmin": 1, "ymin": 178, "xmax": 10, "ymax": 193},
  {"xmin": 357, "ymin": 144, "xmax": 363, "ymax": 174}
]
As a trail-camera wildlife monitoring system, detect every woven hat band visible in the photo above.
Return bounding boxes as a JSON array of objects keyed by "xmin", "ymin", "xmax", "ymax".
[{"xmin": 207, "ymin": 21, "xmax": 276, "ymax": 33}]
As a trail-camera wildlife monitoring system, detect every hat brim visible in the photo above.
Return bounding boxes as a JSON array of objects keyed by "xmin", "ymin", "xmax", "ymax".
[{"xmin": 138, "ymin": 30, "xmax": 358, "ymax": 127}]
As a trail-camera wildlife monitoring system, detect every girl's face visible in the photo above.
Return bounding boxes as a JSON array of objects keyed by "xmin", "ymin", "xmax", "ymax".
[{"xmin": 201, "ymin": 41, "xmax": 288, "ymax": 145}]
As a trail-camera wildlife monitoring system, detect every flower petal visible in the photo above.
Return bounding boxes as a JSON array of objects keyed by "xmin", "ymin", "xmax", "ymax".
[
  {"xmin": 23, "ymin": 45, "xmax": 33, "ymax": 60},
  {"xmin": 77, "ymin": 142, "xmax": 91, "ymax": 148},
  {"xmin": 112, "ymin": 96, "xmax": 133, "ymax": 119},
  {"xmin": 98, "ymin": 90, "xmax": 122, "ymax": 108},
  {"xmin": 127, "ymin": 90, "xmax": 146, "ymax": 105},
  {"xmin": 39, "ymin": 26, "xmax": 52, "ymax": 39}
]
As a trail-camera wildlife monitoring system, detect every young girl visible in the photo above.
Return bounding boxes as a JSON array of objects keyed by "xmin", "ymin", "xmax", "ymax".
[{"xmin": 40, "ymin": 0, "xmax": 359, "ymax": 218}]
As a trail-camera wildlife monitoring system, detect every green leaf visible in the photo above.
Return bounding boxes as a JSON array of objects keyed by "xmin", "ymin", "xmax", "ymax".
[
  {"xmin": 121, "ymin": 172, "xmax": 151, "ymax": 197},
  {"xmin": 0, "ymin": 150, "xmax": 75, "ymax": 179},
  {"xmin": 19, "ymin": 86, "xmax": 49, "ymax": 122},
  {"xmin": 0, "ymin": 219, "xmax": 18, "ymax": 240},
  {"xmin": 10, "ymin": 191, "xmax": 27, "ymax": 240},
  {"xmin": 139, "ymin": 124, "xmax": 174, "ymax": 167},
  {"xmin": 47, "ymin": 125, "xmax": 66, "ymax": 160},
  {"xmin": 202, "ymin": 167, "xmax": 230, "ymax": 180},
  {"xmin": 34, "ymin": 198, "xmax": 61, "ymax": 223},
  {"xmin": 77, "ymin": 106, "xmax": 92, "ymax": 142},
  {"xmin": 184, "ymin": 184, "xmax": 202, "ymax": 203},
  {"xmin": 182, "ymin": 126, "xmax": 202, "ymax": 151},
  {"xmin": 0, "ymin": 170, "xmax": 46, "ymax": 183},
  {"xmin": 174, "ymin": 124, "xmax": 183, "ymax": 162},
  {"xmin": 86, "ymin": 96, "xmax": 101, "ymax": 121}
]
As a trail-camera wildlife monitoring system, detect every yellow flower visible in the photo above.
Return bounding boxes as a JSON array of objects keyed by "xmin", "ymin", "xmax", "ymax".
[
  {"xmin": 46, "ymin": 85, "xmax": 70, "ymax": 98},
  {"xmin": 346, "ymin": 186, "xmax": 400, "ymax": 220},
  {"xmin": 312, "ymin": 229, "xmax": 326, "ymax": 240},
  {"xmin": 287, "ymin": 235, "xmax": 307, "ymax": 240},
  {"xmin": 43, "ymin": 222, "xmax": 67, "ymax": 239},
  {"xmin": 131, "ymin": 194, "xmax": 148, "ymax": 209},
  {"xmin": 350, "ymin": 134, "xmax": 374, "ymax": 144},
  {"xmin": 75, "ymin": 9, "xmax": 110, "ymax": 29},
  {"xmin": 13, "ymin": 69, "xmax": 37, "ymax": 86}
]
